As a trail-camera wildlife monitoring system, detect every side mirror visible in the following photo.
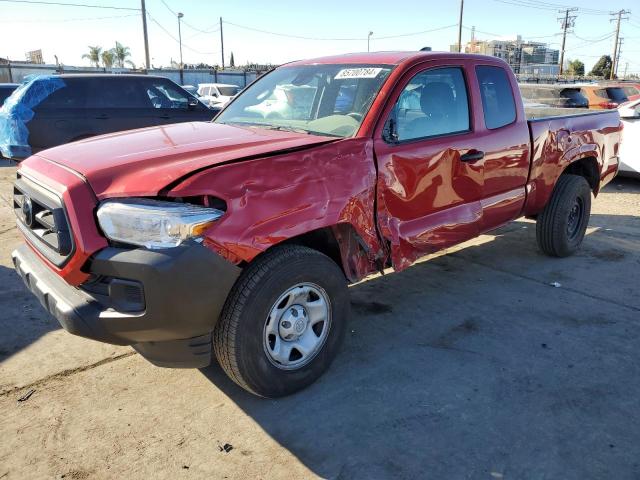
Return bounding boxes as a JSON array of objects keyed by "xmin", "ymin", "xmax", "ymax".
[
  {"xmin": 187, "ymin": 96, "xmax": 199, "ymax": 108},
  {"xmin": 382, "ymin": 117, "xmax": 399, "ymax": 144}
]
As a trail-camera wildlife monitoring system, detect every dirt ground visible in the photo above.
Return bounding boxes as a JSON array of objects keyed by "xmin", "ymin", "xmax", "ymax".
[{"xmin": 1, "ymin": 157, "xmax": 639, "ymax": 479}]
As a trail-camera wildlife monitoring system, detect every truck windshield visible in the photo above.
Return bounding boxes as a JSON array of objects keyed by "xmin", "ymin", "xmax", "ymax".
[{"xmin": 216, "ymin": 64, "xmax": 393, "ymax": 137}]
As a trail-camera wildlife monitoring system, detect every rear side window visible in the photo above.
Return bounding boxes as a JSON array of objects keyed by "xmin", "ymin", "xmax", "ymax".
[
  {"xmin": 560, "ymin": 88, "xmax": 582, "ymax": 100},
  {"xmin": 393, "ymin": 67, "xmax": 470, "ymax": 141},
  {"xmin": 144, "ymin": 79, "xmax": 191, "ymax": 109},
  {"xmin": 218, "ymin": 86, "xmax": 239, "ymax": 96},
  {"xmin": 606, "ymin": 87, "xmax": 628, "ymax": 103},
  {"xmin": 476, "ymin": 66, "xmax": 516, "ymax": 129},
  {"xmin": 38, "ymin": 81, "xmax": 86, "ymax": 109},
  {"xmin": 85, "ymin": 78, "xmax": 151, "ymax": 108}
]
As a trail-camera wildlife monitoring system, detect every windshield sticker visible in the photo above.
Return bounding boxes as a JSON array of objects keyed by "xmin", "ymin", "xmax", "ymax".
[{"xmin": 335, "ymin": 68, "xmax": 383, "ymax": 80}]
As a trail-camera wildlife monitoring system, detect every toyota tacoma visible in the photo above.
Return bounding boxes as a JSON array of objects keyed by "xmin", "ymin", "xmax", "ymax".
[{"xmin": 12, "ymin": 52, "xmax": 621, "ymax": 397}]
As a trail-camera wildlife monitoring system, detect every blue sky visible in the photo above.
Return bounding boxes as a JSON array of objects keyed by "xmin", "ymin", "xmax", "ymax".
[{"xmin": 1, "ymin": 0, "xmax": 639, "ymax": 74}]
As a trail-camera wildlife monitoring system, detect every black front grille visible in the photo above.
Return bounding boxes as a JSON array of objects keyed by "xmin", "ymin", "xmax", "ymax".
[{"xmin": 14, "ymin": 173, "xmax": 73, "ymax": 266}]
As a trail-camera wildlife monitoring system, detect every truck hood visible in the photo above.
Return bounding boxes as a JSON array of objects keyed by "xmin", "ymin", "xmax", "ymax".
[{"xmin": 35, "ymin": 122, "xmax": 338, "ymax": 199}]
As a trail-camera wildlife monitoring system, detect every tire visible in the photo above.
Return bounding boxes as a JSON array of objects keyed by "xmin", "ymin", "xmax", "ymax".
[
  {"xmin": 214, "ymin": 245, "xmax": 349, "ymax": 397},
  {"xmin": 536, "ymin": 174, "xmax": 592, "ymax": 257}
]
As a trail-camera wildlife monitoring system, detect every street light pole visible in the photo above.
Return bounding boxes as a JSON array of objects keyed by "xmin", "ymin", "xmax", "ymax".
[
  {"xmin": 367, "ymin": 31, "xmax": 373, "ymax": 52},
  {"xmin": 457, "ymin": 0, "xmax": 464, "ymax": 53},
  {"xmin": 177, "ymin": 12, "xmax": 184, "ymax": 83}
]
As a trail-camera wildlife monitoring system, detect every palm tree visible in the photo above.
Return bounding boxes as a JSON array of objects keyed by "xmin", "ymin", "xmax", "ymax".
[
  {"xmin": 101, "ymin": 50, "xmax": 115, "ymax": 69},
  {"xmin": 82, "ymin": 46, "xmax": 102, "ymax": 68},
  {"xmin": 113, "ymin": 41, "xmax": 133, "ymax": 68}
]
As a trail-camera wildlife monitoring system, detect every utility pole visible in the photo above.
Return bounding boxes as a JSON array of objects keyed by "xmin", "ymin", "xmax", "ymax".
[
  {"xmin": 557, "ymin": 7, "xmax": 577, "ymax": 76},
  {"xmin": 220, "ymin": 17, "xmax": 225, "ymax": 70},
  {"xmin": 610, "ymin": 9, "xmax": 630, "ymax": 80},
  {"xmin": 470, "ymin": 25, "xmax": 475, "ymax": 52},
  {"xmin": 615, "ymin": 37, "xmax": 624, "ymax": 78},
  {"xmin": 140, "ymin": 0, "xmax": 150, "ymax": 70},
  {"xmin": 457, "ymin": 0, "xmax": 464, "ymax": 53},
  {"xmin": 367, "ymin": 31, "xmax": 373, "ymax": 52},
  {"xmin": 623, "ymin": 62, "xmax": 628, "ymax": 79},
  {"xmin": 177, "ymin": 12, "xmax": 184, "ymax": 83}
]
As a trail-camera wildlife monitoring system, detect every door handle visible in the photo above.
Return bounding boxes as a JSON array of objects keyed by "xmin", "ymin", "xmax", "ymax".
[
  {"xmin": 157, "ymin": 114, "xmax": 171, "ymax": 119},
  {"xmin": 460, "ymin": 150, "xmax": 485, "ymax": 162},
  {"xmin": 95, "ymin": 114, "xmax": 109, "ymax": 120}
]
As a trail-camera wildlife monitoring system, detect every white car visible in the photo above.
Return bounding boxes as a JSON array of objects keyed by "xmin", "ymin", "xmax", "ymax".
[
  {"xmin": 197, "ymin": 83, "xmax": 240, "ymax": 109},
  {"xmin": 618, "ymin": 99, "xmax": 640, "ymax": 178},
  {"xmin": 245, "ymin": 84, "xmax": 317, "ymax": 119}
]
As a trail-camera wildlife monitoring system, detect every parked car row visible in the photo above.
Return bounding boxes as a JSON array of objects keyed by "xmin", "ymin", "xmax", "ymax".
[
  {"xmin": 519, "ymin": 82, "xmax": 640, "ymax": 110},
  {"xmin": 618, "ymin": 98, "xmax": 640, "ymax": 178},
  {"xmin": 0, "ymin": 74, "xmax": 219, "ymax": 159},
  {"xmin": 521, "ymin": 81, "xmax": 640, "ymax": 177}
]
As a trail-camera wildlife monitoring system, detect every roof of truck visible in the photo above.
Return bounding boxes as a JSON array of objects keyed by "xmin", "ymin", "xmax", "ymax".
[{"xmin": 286, "ymin": 51, "xmax": 500, "ymax": 66}]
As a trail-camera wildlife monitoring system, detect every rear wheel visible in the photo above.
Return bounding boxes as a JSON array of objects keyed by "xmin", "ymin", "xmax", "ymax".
[
  {"xmin": 536, "ymin": 174, "xmax": 591, "ymax": 257},
  {"xmin": 213, "ymin": 245, "xmax": 349, "ymax": 397}
]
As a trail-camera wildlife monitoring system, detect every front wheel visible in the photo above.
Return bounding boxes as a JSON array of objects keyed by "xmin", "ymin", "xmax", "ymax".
[
  {"xmin": 213, "ymin": 245, "xmax": 349, "ymax": 397},
  {"xmin": 536, "ymin": 174, "xmax": 592, "ymax": 257}
]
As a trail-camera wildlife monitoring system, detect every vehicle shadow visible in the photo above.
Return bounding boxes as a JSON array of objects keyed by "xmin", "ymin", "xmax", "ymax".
[
  {"xmin": 0, "ymin": 263, "xmax": 60, "ymax": 363},
  {"xmin": 604, "ymin": 175, "xmax": 640, "ymax": 193},
  {"xmin": 199, "ymin": 215, "xmax": 640, "ymax": 479},
  {"xmin": 0, "ymin": 158, "xmax": 16, "ymax": 168}
]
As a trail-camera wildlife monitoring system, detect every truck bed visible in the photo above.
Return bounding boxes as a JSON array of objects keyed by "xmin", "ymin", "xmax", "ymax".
[
  {"xmin": 525, "ymin": 107, "xmax": 611, "ymax": 120},
  {"xmin": 523, "ymin": 108, "xmax": 621, "ymax": 216}
]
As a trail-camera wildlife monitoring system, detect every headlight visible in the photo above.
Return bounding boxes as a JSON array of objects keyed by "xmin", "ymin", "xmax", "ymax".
[{"xmin": 97, "ymin": 198, "xmax": 224, "ymax": 249}]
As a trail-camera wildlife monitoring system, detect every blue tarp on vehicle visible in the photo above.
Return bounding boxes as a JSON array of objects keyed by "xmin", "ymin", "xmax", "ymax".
[{"xmin": 0, "ymin": 76, "xmax": 65, "ymax": 159}]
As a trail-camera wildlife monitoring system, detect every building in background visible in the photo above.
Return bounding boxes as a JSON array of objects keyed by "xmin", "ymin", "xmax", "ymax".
[
  {"xmin": 25, "ymin": 50, "xmax": 44, "ymax": 64},
  {"xmin": 451, "ymin": 34, "xmax": 559, "ymax": 75}
]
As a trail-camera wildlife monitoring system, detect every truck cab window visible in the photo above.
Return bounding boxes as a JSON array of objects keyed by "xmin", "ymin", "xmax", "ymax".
[
  {"xmin": 475, "ymin": 66, "xmax": 516, "ymax": 129},
  {"xmin": 393, "ymin": 67, "xmax": 470, "ymax": 142}
]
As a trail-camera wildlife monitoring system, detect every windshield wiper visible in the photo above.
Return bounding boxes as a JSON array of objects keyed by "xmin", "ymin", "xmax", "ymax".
[{"xmin": 259, "ymin": 125, "xmax": 311, "ymax": 135}]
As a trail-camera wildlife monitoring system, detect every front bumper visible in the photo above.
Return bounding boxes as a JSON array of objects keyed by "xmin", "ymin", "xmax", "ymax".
[{"xmin": 12, "ymin": 242, "xmax": 241, "ymax": 368}]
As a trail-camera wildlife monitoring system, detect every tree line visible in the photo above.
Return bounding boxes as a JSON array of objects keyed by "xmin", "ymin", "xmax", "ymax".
[{"xmin": 82, "ymin": 42, "xmax": 134, "ymax": 69}]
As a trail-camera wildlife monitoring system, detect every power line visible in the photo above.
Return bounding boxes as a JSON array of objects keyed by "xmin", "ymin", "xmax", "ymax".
[
  {"xmin": 374, "ymin": 24, "xmax": 457, "ymax": 40},
  {"xmin": 223, "ymin": 20, "xmax": 457, "ymax": 42},
  {"xmin": 461, "ymin": 25, "xmax": 560, "ymax": 40},
  {"xmin": 492, "ymin": 0, "xmax": 608, "ymax": 15},
  {"xmin": 565, "ymin": 32, "xmax": 615, "ymax": 51},
  {"xmin": 0, "ymin": 13, "xmax": 138, "ymax": 22},
  {"xmin": 571, "ymin": 32, "xmax": 616, "ymax": 42},
  {"xmin": 158, "ymin": 0, "xmax": 218, "ymax": 34},
  {"xmin": 0, "ymin": 0, "xmax": 138, "ymax": 10},
  {"xmin": 223, "ymin": 20, "xmax": 366, "ymax": 41},
  {"xmin": 146, "ymin": 11, "xmax": 219, "ymax": 56}
]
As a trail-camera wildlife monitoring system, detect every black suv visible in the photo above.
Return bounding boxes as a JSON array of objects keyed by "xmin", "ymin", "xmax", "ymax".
[{"xmin": 0, "ymin": 74, "xmax": 217, "ymax": 159}]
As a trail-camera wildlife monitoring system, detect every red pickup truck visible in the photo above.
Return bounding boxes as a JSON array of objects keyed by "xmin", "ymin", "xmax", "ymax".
[{"xmin": 12, "ymin": 52, "xmax": 621, "ymax": 397}]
